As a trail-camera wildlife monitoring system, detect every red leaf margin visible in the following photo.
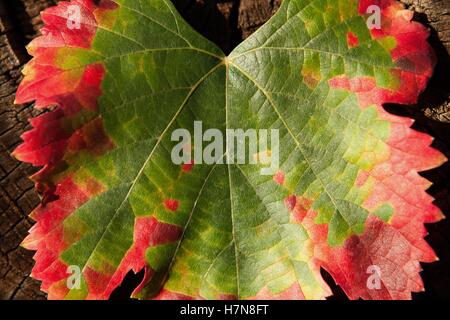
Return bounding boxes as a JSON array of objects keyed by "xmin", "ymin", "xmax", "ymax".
[
  {"xmin": 13, "ymin": 0, "xmax": 120, "ymax": 299},
  {"xmin": 321, "ymin": 0, "xmax": 447, "ymax": 299}
]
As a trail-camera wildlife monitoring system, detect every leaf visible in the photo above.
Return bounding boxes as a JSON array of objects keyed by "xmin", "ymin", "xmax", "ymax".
[{"xmin": 14, "ymin": 0, "xmax": 446, "ymax": 300}]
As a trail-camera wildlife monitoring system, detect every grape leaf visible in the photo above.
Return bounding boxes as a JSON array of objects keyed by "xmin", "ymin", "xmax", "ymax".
[{"xmin": 14, "ymin": 0, "xmax": 446, "ymax": 300}]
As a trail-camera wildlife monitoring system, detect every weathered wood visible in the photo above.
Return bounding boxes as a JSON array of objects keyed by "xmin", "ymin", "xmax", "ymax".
[{"xmin": 0, "ymin": 0, "xmax": 449, "ymax": 300}]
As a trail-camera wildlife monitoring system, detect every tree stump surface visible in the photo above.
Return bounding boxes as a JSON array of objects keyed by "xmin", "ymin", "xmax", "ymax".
[{"xmin": 0, "ymin": 0, "xmax": 449, "ymax": 300}]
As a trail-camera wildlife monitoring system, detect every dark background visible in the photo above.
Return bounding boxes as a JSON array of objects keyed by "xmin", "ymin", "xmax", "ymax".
[{"xmin": 0, "ymin": 0, "xmax": 449, "ymax": 300}]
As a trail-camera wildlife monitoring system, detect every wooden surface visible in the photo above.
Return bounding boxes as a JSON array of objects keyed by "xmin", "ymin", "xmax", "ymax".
[{"xmin": 0, "ymin": 0, "xmax": 449, "ymax": 300}]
